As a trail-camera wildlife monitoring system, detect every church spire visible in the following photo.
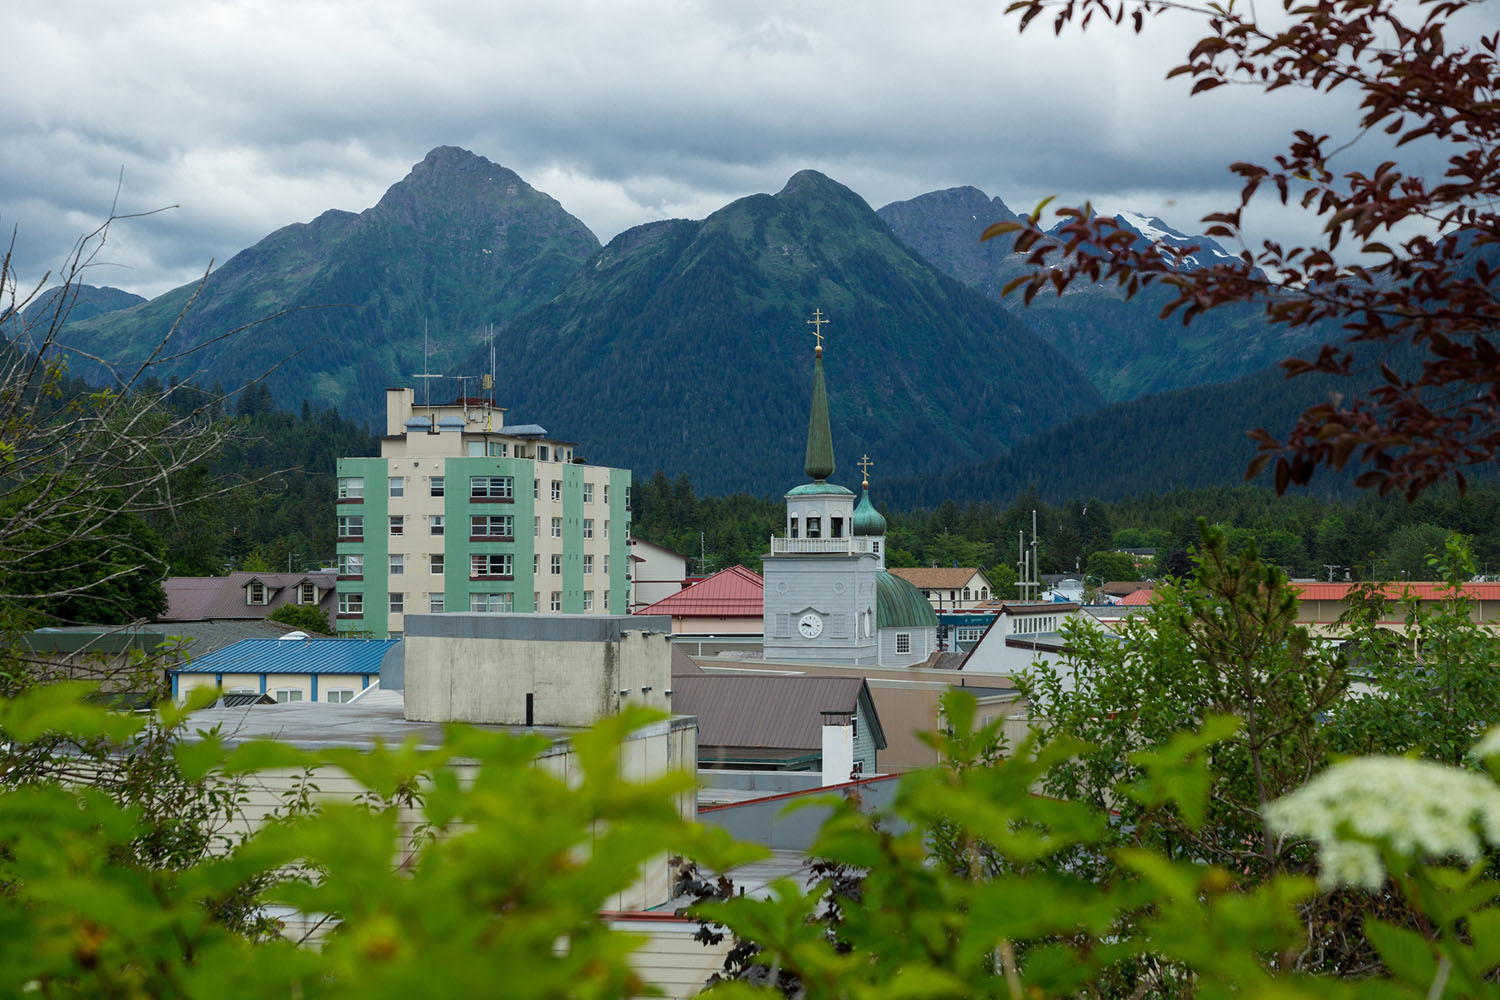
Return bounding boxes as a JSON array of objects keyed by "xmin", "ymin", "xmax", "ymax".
[{"xmin": 804, "ymin": 310, "xmax": 835, "ymax": 481}]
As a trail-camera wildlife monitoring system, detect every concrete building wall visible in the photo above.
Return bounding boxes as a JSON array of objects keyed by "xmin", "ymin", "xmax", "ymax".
[{"xmin": 401, "ymin": 614, "xmax": 672, "ymax": 727}]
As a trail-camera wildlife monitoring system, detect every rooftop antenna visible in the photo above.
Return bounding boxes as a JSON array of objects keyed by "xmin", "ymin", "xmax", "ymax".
[{"xmin": 412, "ymin": 319, "xmax": 445, "ymax": 417}]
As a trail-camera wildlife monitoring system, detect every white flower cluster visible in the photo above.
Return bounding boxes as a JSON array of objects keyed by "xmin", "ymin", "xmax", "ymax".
[
  {"xmin": 1264, "ymin": 757, "xmax": 1500, "ymax": 889},
  {"xmin": 1470, "ymin": 725, "xmax": 1500, "ymax": 762}
]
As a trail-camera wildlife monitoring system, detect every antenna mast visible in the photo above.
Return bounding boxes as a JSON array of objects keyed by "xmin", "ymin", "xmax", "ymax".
[{"xmin": 412, "ymin": 319, "xmax": 445, "ymax": 417}]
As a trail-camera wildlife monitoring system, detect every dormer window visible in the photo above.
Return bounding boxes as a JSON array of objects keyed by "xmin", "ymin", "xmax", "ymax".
[
  {"xmin": 247, "ymin": 582, "xmax": 268, "ymax": 605},
  {"xmin": 298, "ymin": 582, "xmax": 317, "ymax": 604}
]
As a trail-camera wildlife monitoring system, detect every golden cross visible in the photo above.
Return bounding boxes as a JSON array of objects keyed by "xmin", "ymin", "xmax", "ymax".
[
  {"xmin": 858, "ymin": 454, "xmax": 873, "ymax": 486},
  {"xmin": 807, "ymin": 309, "xmax": 829, "ymax": 354}
]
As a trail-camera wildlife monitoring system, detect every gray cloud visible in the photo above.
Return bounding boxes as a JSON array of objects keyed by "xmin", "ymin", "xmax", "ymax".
[{"xmin": 2, "ymin": 0, "xmax": 1405, "ymax": 300}]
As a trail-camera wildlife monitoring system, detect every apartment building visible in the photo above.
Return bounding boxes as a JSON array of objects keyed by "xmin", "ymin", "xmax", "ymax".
[{"xmin": 334, "ymin": 388, "xmax": 631, "ymax": 637}]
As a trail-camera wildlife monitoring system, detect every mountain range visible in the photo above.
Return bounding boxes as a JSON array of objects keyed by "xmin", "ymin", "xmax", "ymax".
[{"xmin": 40, "ymin": 145, "xmax": 1346, "ymax": 499}]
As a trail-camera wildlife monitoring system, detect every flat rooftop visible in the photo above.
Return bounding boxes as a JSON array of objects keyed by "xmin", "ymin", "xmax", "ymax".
[{"xmin": 186, "ymin": 688, "xmax": 693, "ymax": 753}]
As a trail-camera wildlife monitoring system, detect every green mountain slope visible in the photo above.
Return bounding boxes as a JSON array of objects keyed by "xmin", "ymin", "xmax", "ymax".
[
  {"xmin": 55, "ymin": 147, "xmax": 600, "ymax": 424},
  {"xmin": 876, "ymin": 186, "xmax": 1336, "ymax": 403},
  {"xmin": 475, "ymin": 170, "xmax": 1106, "ymax": 495}
]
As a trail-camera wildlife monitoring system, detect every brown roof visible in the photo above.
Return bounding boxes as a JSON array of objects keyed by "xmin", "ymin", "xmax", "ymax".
[
  {"xmin": 887, "ymin": 567, "xmax": 988, "ymax": 590},
  {"xmin": 160, "ymin": 572, "xmax": 338, "ymax": 621},
  {"xmin": 670, "ymin": 646, "xmax": 705, "ymax": 676},
  {"xmin": 670, "ymin": 675, "xmax": 884, "ymax": 750},
  {"xmin": 1099, "ymin": 581, "xmax": 1149, "ymax": 597}
]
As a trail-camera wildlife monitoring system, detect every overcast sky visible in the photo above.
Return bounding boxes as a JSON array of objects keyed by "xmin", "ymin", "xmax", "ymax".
[{"xmin": 4, "ymin": 0, "xmax": 1390, "ymax": 300}]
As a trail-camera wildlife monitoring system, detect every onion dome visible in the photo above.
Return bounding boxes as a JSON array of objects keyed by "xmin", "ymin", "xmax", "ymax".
[{"xmin": 852, "ymin": 486, "xmax": 886, "ymax": 536}]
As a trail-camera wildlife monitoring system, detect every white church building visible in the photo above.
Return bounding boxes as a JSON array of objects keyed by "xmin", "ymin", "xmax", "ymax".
[{"xmin": 761, "ymin": 314, "xmax": 938, "ymax": 667}]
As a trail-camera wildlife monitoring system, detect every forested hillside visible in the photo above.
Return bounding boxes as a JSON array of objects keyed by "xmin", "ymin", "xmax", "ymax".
[
  {"xmin": 471, "ymin": 169, "xmax": 1104, "ymax": 494},
  {"xmin": 877, "ymin": 186, "xmax": 1339, "ymax": 401}
]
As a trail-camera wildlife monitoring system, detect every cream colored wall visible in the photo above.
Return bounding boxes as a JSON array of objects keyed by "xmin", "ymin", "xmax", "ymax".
[
  {"xmin": 177, "ymin": 674, "xmax": 363, "ymax": 703},
  {"xmin": 612, "ymin": 919, "xmax": 732, "ymax": 999},
  {"xmin": 671, "ymin": 616, "xmax": 763, "ymax": 635},
  {"xmin": 207, "ymin": 721, "xmax": 691, "ymax": 914}
]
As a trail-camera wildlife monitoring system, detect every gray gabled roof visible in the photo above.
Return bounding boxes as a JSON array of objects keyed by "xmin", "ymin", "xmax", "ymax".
[{"xmin": 671, "ymin": 675, "xmax": 886, "ymax": 751}]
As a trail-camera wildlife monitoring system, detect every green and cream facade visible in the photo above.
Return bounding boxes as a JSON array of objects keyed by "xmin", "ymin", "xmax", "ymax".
[{"xmin": 335, "ymin": 388, "xmax": 630, "ymax": 638}]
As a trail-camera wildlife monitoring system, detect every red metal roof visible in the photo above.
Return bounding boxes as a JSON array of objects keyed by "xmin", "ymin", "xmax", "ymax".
[
  {"xmin": 1119, "ymin": 588, "xmax": 1156, "ymax": 606},
  {"xmin": 1294, "ymin": 582, "xmax": 1500, "ymax": 601},
  {"xmin": 635, "ymin": 565, "xmax": 763, "ymax": 617}
]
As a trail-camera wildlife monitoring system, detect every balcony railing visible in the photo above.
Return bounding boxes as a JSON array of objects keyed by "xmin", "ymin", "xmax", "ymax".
[{"xmin": 769, "ymin": 536, "xmax": 876, "ymax": 555}]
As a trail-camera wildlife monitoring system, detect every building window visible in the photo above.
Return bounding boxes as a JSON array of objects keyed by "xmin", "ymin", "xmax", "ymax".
[
  {"xmin": 551, "ymin": 480, "xmax": 561, "ymax": 501},
  {"xmin": 624, "ymin": 485, "xmax": 631, "ymax": 508},
  {"xmin": 429, "ymin": 592, "xmax": 445, "ymax": 613},
  {"xmin": 430, "ymin": 554, "xmax": 444, "ymax": 575},
  {"xmin": 298, "ymin": 582, "xmax": 317, "ymax": 604},
  {"xmin": 389, "ymin": 591, "xmax": 404, "ymax": 614},
  {"xmin": 470, "ymin": 476, "xmax": 514, "ymax": 500},
  {"xmin": 389, "ymin": 515, "xmax": 404, "ymax": 536},
  {"xmin": 603, "ymin": 589, "xmax": 609, "ymax": 611},
  {"xmin": 583, "ymin": 518, "xmax": 593, "ymax": 539},
  {"xmin": 338, "ymin": 592, "xmax": 363, "ymax": 616},
  {"xmin": 604, "ymin": 520, "xmax": 609, "ymax": 539},
  {"xmin": 873, "ymin": 540, "xmax": 881, "ymax": 555},
  {"xmin": 471, "ymin": 514, "xmax": 514, "ymax": 538},
  {"xmin": 533, "ymin": 554, "xmax": 539, "ymax": 574},
  {"xmin": 338, "ymin": 554, "xmax": 363, "ymax": 577},
  {"xmin": 533, "ymin": 591, "xmax": 539, "ymax": 611},
  {"xmin": 470, "ymin": 553, "xmax": 513, "ymax": 578},
  {"xmin": 551, "ymin": 517, "xmax": 562, "ymax": 538},
  {"xmin": 247, "ymin": 581, "xmax": 268, "ymax": 605},
  {"xmin": 895, "ymin": 633, "xmax": 911, "ymax": 653},
  {"xmin": 389, "ymin": 476, "xmax": 405, "ymax": 498},
  {"xmin": 431, "ymin": 514, "xmax": 445, "ymax": 536},
  {"xmin": 603, "ymin": 484, "xmax": 609, "ymax": 505},
  {"xmin": 533, "ymin": 479, "xmax": 539, "ymax": 500},
  {"xmin": 337, "ymin": 477, "xmax": 364, "ymax": 499},
  {"xmin": 603, "ymin": 555, "xmax": 609, "ymax": 575},
  {"xmin": 470, "ymin": 592, "xmax": 513, "ymax": 613},
  {"xmin": 550, "ymin": 591, "xmax": 561, "ymax": 612},
  {"xmin": 533, "ymin": 516, "xmax": 540, "ymax": 537},
  {"xmin": 337, "ymin": 515, "xmax": 364, "ymax": 540},
  {"xmin": 430, "ymin": 476, "xmax": 445, "ymax": 497},
  {"xmin": 963, "ymin": 587, "xmax": 971, "ymax": 601},
  {"xmin": 274, "ymin": 689, "xmax": 304, "ymax": 703},
  {"xmin": 551, "ymin": 554, "xmax": 561, "ymax": 575},
  {"xmin": 389, "ymin": 554, "xmax": 404, "ymax": 576},
  {"xmin": 538, "ymin": 445, "xmax": 551, "ymax": 462},
  {"xmin": 583, "ymin": 591, "xmax": 594, "ymax": 611},
  {"xmin": 583, "ymin": 554, "xmax": 593, "ymax": 575},
  {"xmin": 956, "ymin": 627, "xmax": 983, "ymax": 643},
  {"xmin": 583, "ymin": 483, "xmax": 593, "ymax": 503},
  {"xmin": 488, "ymin": 441, "xmax": 508, "ymax": 457},
  {"xmin": 326, "ymin": 689, "xmax": 355, "ymax": 704},
  {"xmin": 790, "ymin": 515, "xmax": 799, "ymax": 539},
  {"xmin": 807, "ymin": 516, "xmax": 822, "ymax": 539},
  {"xmin": 831, "ymin": 517, "xmax": 843, "ymax": 539}
]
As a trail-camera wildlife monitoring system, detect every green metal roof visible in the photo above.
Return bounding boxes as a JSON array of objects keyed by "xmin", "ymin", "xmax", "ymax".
[
  {"xmin": 786, "ymin": 482, "xmax": 854, "ymax": 497},
  {"xmin": 877, "ymin": 571, "xmax": 939, "ymax": 629},
  {"xmin": 804, "ymin": 354, "xmax": 835, "ymax": 480},
  {"xmin": 852, "ymin": 488, "xmax": 887, "ymax": 536}
]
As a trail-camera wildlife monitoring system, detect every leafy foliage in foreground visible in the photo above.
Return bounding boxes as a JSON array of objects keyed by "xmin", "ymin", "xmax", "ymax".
[{"xmin": 0, "ymin": 690, "xmax": 751, "ymax": 998}]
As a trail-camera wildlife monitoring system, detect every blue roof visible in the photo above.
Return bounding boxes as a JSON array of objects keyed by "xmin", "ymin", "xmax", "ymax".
[{"xmin": 172, "ymin": 637, "xmax": 401, "ymax": 675}]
